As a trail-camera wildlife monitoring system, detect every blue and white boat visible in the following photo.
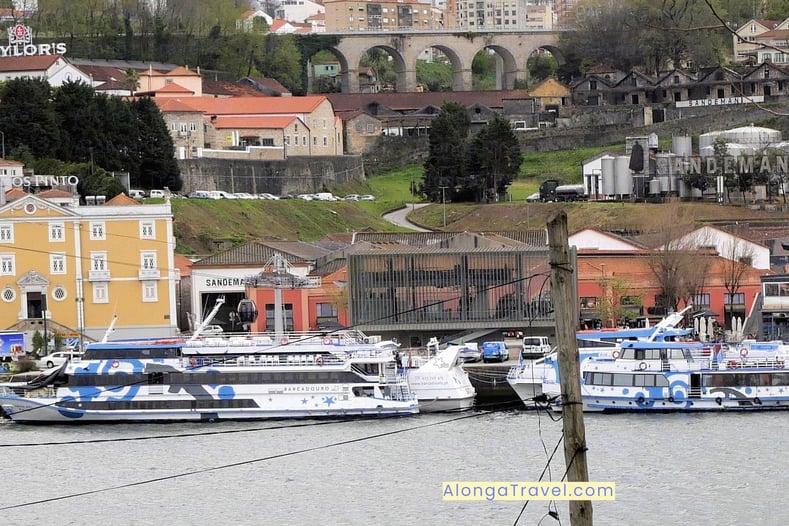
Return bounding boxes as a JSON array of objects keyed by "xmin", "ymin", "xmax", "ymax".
[
  {"xmin": 0, "ymin": 332, "xmax": 420, "ymax": 423},
  {"xmin": 506, "ymin": 308, "xmax": 694, "ymax": 407},
  {"xmin": 544, "ymin": 339, "xmax": 789, "ymax": 412}
]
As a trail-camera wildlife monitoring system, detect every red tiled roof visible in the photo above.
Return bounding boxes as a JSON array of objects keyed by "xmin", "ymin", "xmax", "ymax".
[
  {"xmin": 4, "ymin": 188, "xmax": 26, "ymax": 201},
  {"xmin": 106, "ymin": 193, "xmax": 141, "ymax": 205},
  {"xmin": 154, "ymin": 98, "xmax": 206, "ymax": 112},
  {"xmin": 202, "ymin": 80, "xmax": 269, "ymax": 97},
  {"xmin": 209, "ymin": 116, "xmax": 298, "ymax": 129},
  {"xmin": 0, "ymin": 55, "xmax": 61, "ymax": 72},
  {"xmin": 174, "ymin": 254, "xmax": 194, "ymax": 278},
  {"xmin": 37, "ymin": 189, "xmax": 72, "ymax": 198},
  {"xmin": 157, "ymin": 95, "xmax": 328, "ymax": 115},
  {"xmin": 166, "ymin": 66, "xmax": 201, "ymax": 77}
]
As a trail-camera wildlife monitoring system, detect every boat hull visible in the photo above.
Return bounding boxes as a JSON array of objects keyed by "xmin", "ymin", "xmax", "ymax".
[{"xmin": 0, "ymin": 394, "xmax": 419, "ymax": 423}]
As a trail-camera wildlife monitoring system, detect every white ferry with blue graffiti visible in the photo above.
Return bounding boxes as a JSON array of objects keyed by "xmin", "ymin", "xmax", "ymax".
[
  {"xmin": 544, "ymin": 339, "xmax": 789, "ymax": 412},
  {"xmin": 507, "ymin": 308, "xmax": 694, "ymax": 407},
  {"xmin": 0, "ymin": 332, "xmax": 420, "ymax": 423}
]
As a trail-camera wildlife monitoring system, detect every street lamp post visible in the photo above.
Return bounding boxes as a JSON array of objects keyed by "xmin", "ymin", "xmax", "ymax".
[{"xmin": 42, "ymin": 291, "xmax": 48, "ymax": 354}]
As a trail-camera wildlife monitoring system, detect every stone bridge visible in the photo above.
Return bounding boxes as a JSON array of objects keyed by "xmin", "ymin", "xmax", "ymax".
[{"xmin": 323, "ymin": 30, "xmax": 562, "ymax": 93}]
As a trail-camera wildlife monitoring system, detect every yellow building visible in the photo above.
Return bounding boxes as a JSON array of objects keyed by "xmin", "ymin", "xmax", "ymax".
[{"xmin": 0, "ymin": 186, "xmax": 178, "ymax": 348}]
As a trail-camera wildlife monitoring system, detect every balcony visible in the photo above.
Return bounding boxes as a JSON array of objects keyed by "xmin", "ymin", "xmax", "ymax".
[
  {"xmin": 138, "ymin": 269, "xmax": 161, "ymax": 280},
  {"xmin": 88, "ymin": 270, "xmax": 111, "ymax": 281}
]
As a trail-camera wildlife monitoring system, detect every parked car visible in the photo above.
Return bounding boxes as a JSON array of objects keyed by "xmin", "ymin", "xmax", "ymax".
[
  {"xmin": 359, "ymin": 195, "xmax": 376, "ymax": 201},
  {"xmin": 296, "ymin": 194, "xmax": 314, "ymax": 201},
  {"xmin": 258, "ymin": 193, "xmax": 280, "ymax": 200},
  {"xmin": 129, "ymin": 189, "xmax": 146, "ymax": 199},
  {"xmin": 149, "ymin": 189, "xmax": 165, "ymax": 198},
  {"xmin": 344, "ymin": 194, "xmax": 361, "ymax": 201},
  {"xmin": 457, "ymin": 343, "xmax": 482, "ymax": 363},
  {"xmin": 37, "ymin": 351, "xmax": 83, "ymax": 369},
  {"xmin": 481, "ymin": 341, "xmax": 509, "ymax": 363},
  {"xmin": 313, "ymin": 192, "xmax": 339, "ymax": 201},
  {"xmin": 521, "ymin": 336, "xmax": 551, "ymax": 359}
]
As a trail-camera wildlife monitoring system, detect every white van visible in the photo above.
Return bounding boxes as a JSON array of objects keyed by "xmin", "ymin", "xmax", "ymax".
[
  {"xmin": 149, "ymin": 189, "xmax": 165, "ymax": 198},
  {"xmin": 521, "ymin": 336, "xmax": 551, "ymax": 358},
  {"xmin": 129, "ymin": 189, "xmax": 146, "ymax": 199}
]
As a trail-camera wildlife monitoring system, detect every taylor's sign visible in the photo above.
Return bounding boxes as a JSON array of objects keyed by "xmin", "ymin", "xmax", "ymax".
[
  {"xmin": 1, "ymin": 24, "xmax": 67, "ymax": 57},
  {"xmin": 676, "ymin": 96, "xmax": 764, "ymax": 108}
]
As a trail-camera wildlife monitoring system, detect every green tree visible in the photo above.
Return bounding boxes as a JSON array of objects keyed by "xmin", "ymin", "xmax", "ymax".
[
  {"xmin": 416, "ymin": 60, "xmax": 452, "ymax": 92},
  {"xmin": 471, "ymin": 51, "xmax": 495, "ymax": 90},
  {"xmin": 52, "ymin": 80, "xmax": 102, "ymax": 164},
  {"xmin": 0, "ymin": 78, "xmax": 60, "ymax": 159},
  {"xmin": 465, "ymin": 113, "xmax": 523, "ymax": 202},
  {"xmin": 261, "ymin": 34, "xmax": 303, "ymax": 94},
  {"xmin": 130, "ymin": 97, "xmax": 182, "ymax": 191},
  {"xmin": 422, "ymin": 102, "xmax": 470, "ymax": 203},
  {"xmin": 527, "ymin": 54, "xmax": 558, "ymax": 84}
]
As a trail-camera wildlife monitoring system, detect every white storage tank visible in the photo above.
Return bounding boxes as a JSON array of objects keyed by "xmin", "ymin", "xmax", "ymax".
[
  {"xmin": 649, "ymin": 178, "xmax": 661, "ymax": 195},
  {"xmin": 721, "ymin": 124, "xmax": 781, "ymax": 151},
  {"xmin": 699, "ymin": 131, "xmax": 722, "ymax": 152},
  {"xmin": 699, "ymin": 142, "xmax": 755, "ymax": 157},
  {"xmin": 614, "ymin": 156, "xmax": 632, "ymax": 196},
  {"xmin": 601, "ymin": 157, "xmax": 616, "ymax": 197},
  {"xmin": 672, "ymin": 135, "xmax": 692, "ymax": 157}
]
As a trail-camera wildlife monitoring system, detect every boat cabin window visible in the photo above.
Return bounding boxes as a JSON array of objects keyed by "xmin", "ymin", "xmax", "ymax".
[
  {"xmin": 83, "ymin": 346, "xmax": 181, "ymax": 360},
  {"xmin": 584, "ymin": 372, "xmax": 669, "ymax": 387},
  {"xmin": 622, "ymin": 347, "xmax": 691, "ymax": 361},
  {"xmin": 702, "ymin": 372, "xmax": 789, "ymax": 388}
]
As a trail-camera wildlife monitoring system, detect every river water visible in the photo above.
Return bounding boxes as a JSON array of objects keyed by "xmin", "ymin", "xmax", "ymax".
[{"xmin": 1, "ymin": 409, "xmax": 786, "ymax": 526}]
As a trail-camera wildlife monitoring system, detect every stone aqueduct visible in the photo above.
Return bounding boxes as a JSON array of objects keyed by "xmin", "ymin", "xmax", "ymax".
[{"xmin": 323, "ymin": 30, "xmax": 561, "ymax": 93}]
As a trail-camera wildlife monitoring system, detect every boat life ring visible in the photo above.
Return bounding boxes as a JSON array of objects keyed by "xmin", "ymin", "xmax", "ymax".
[
  {"xmin": 636, "ymin": 395, "xmax": 645, "ymax": 404},
  {"xmin": 638, "ymin": 361, "xmax": 647, "ymax": 371},
  {"xmin": 111, "ymin": 360, "xmax": 120, "ymax": 369},
  {"xmin": 612, "ymin": 349, "xmax": 620, "ymax": 359},
  {"xmin": 323, "ymin": 336, "xmax": 332, "ymax": 345},
  {"xmin": 754, "ymin": 397, "xmax": 762, "ymax": 405},
  {"xmin": 728, "ymin": 360, "xmax": 738, "ymax": 369},
  {"xmin": 316, "ymin": 356, "xmax": 324, "ymax": 366},
  {"xmin": 280, "ymin": 337, "xmax": 289, "ymax": 345},
  {"xmin": 668, "ymin": 396, "xmax": 675, "ymax": 403},
  {"xmin": 189, "ymin": 358, "xmax": 197, "ymax": 367},
  {"xmin": 740, "ymin": 348, "xmax": 749, "ymax": 358},
  {"xmin": 715, "ymin": 397, "xmax": 723, "ymax": 406}
]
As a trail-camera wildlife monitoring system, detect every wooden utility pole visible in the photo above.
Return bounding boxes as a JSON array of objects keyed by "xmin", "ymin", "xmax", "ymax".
[{"xmin": 547, "ymin": 211, "xmax": 593, "ymax": 526}]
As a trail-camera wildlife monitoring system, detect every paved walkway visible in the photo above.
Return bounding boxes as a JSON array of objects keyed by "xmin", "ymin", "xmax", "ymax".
[{"xmin": 382, "ymin": 203, "xmax": 432, "ymax": 232}]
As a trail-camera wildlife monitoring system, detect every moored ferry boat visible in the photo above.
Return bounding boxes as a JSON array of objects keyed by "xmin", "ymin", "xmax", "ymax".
[
  {"xmin": 401, "ymin": 339, "xmax": 476, "ymax": 412},
  {"xmin": 0, "ymin": 332, "xmax": 419, "ymax": 423},
  {"xmin": 544, "ymin": 339, "xmax": 789, "ymax": 412},
  {"xmin": 507, "ymin": 309, "xmax": 695, "ymax": 407}
]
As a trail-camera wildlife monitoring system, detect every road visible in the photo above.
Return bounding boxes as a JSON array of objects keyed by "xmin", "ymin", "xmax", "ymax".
[{"xmin": 382, "ymin": 203, "xmax": 432, "ymax": 232}]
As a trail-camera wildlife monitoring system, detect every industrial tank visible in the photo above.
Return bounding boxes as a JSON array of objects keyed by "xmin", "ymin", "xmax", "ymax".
[
  {"xmin": 614, "ymin": 156, "xmax": 632, "ymax": 196},
  {"xmin": 601, "ymin": 157, "xmax": 616, "ymax": 197},
  {"xmin": 721, "ymin": 124, "xmax": 781, "ymax": 151},
  {"xmin": 699, "ymin": 142, "xmax": 755, "ymax": 157},
  {"xmin": 699, "ymin": 131, "xmax": 722, "ymax": 152},
  {"xmin": 672, "ymin": 136, "xmax": 692, "ymax": 157}
]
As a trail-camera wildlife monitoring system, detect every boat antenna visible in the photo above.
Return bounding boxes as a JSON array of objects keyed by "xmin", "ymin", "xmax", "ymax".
[
  {"xmin": 100, "ymin": 315, "xmax": 118, "ymax": 343},
  {"xmin": 189, "ymin": 296, "xmax": 225, "ymax": 341}
]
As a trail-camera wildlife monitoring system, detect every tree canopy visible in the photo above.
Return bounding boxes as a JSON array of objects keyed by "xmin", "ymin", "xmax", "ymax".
[
  {"xmin": 0, "ymin": 78, "xmax": 182, "ymax": 193},
  {"xmin": 422, "ymin": 104, "xmax": 522, "ymax": 203}
]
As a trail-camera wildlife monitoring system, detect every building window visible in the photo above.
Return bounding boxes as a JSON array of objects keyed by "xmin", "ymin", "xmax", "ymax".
[
  {"xmin": 52, "ymin": 286, "xmax": 67, "ymax": 301},
  {"xmin": 323, "ymin": 136, "xmax": 328, "ymax": 146},
  {"xmin": 50, "ymin": 253, "xmax": 66, "ymax": 274},
  {"xmin": 1, "ymin": 286, "xmax": 15, "ymax": 302},
  {"xmin": 90, "ymin": 222, "xmax": 106, "ymax": 240},
  {"xmin": 764, "ymin": 283, "xmax": 789, "ymax": 296},
  {"xmin": 190, "ymin": 122, "xmax": 197, "ymax": 132},
  {"xmin": 313, "ymin": 136, "xmax": 317, "ymax": 145},
  {"xmin": 140, "ymin": 221, "xmax": 155, "ymax": 239},
  {"xmin": 93, "ymin": 282, "xmax": 108, "ymax": 303},
  {"xmin": 261, "ymin": 138, "xmax": 274, "ymax": 146},
  {"xmin": 589, "ymin": 80, "xmax": 597, "ymax": 90},
  {"xmin": 141, "ymin": 251, "xmax": 156, "ymax": 270},
  {"xmin": 49, "ymin": 222, "xmax": 65, "ymax": 242},
  {"xmin": 691, "ymin": 293, "xmax": 711, "ymax": 308},
  {"xmin": 285, "ymin": 136, "xmax": 290, "ymax": 145},
  {"xmin": 303, "ymin": 135, "xmax": 307, "ymax": 145},
  {"xmin": 0, "ymin": 254, "xmax": 14, "ymax": 275},
  {"xmin": 143, "ymin": 281, "xmax": 158, "ymax": 302},
  {"xmin": 91, "ymin": 252, "xmax": 107, "ymax": 271},
  {"xmin": 724, "ymin": 293, "xmax": 745, "ymax": 305},
  {"xmin": 0, "ymin": 224, "xmax": 12, "ymax": 243}
]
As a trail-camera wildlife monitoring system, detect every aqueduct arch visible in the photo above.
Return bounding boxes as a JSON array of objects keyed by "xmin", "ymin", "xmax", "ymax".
[{"xmin": 328, "ymin": 30, "xmax": 561, "ymax": 93}]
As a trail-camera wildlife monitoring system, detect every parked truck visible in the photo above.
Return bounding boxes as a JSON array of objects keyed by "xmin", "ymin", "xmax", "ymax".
[{"xmin": 538, "ymin": 179, "xmax": 560, "ymax": 202}]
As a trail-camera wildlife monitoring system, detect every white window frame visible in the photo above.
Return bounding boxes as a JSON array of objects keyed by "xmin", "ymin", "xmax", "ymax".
[
  {"xmin": 0, "ymin": 254, "xmax": 14, "ymax": 275},
  {"xmin": 141, "ymin": 251, "xmax": 156, "ymax": 270},
  {"xmin": 90, "ymin": 221, "xmax": 106, "ymax": 240},
  {"xmin": 0, "ymin": 224, "xmax": 12, "ymax": 243},
  {"xmin": 49, "ymin": 222, "xmax": 65, "ymax": 242},
  {"xmin": 93, "ymin": 282, "xmax": 108, "ymax": 303},
  {"xmin": 91, "ymin": 252, "xmax": 108, "ymax": 271},
  {"xmin": 140, "ymin": 221, "xmax": 155, "ymax": 239},
  {"xmin": 143, "ymin": 281, "xmax": 158, "ymax": 302},
  {"xmin": 50, "ymin": 253, "xmax": 66, "ymax": 274}
]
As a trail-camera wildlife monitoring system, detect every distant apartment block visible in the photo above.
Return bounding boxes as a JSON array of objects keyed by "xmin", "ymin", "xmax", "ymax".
[
  {"xmin": 325, "ymin": 0, "xmax": 442, "ymax": 32},
  {"xmin": 454, "ymin": 1, "xmax": 553, "ymax": 30}
]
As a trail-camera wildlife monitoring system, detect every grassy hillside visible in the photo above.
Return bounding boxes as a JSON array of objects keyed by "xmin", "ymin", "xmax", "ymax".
[{"xmin": 170, "ymin": 147, "xmax": 788, "ymax": 255}]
